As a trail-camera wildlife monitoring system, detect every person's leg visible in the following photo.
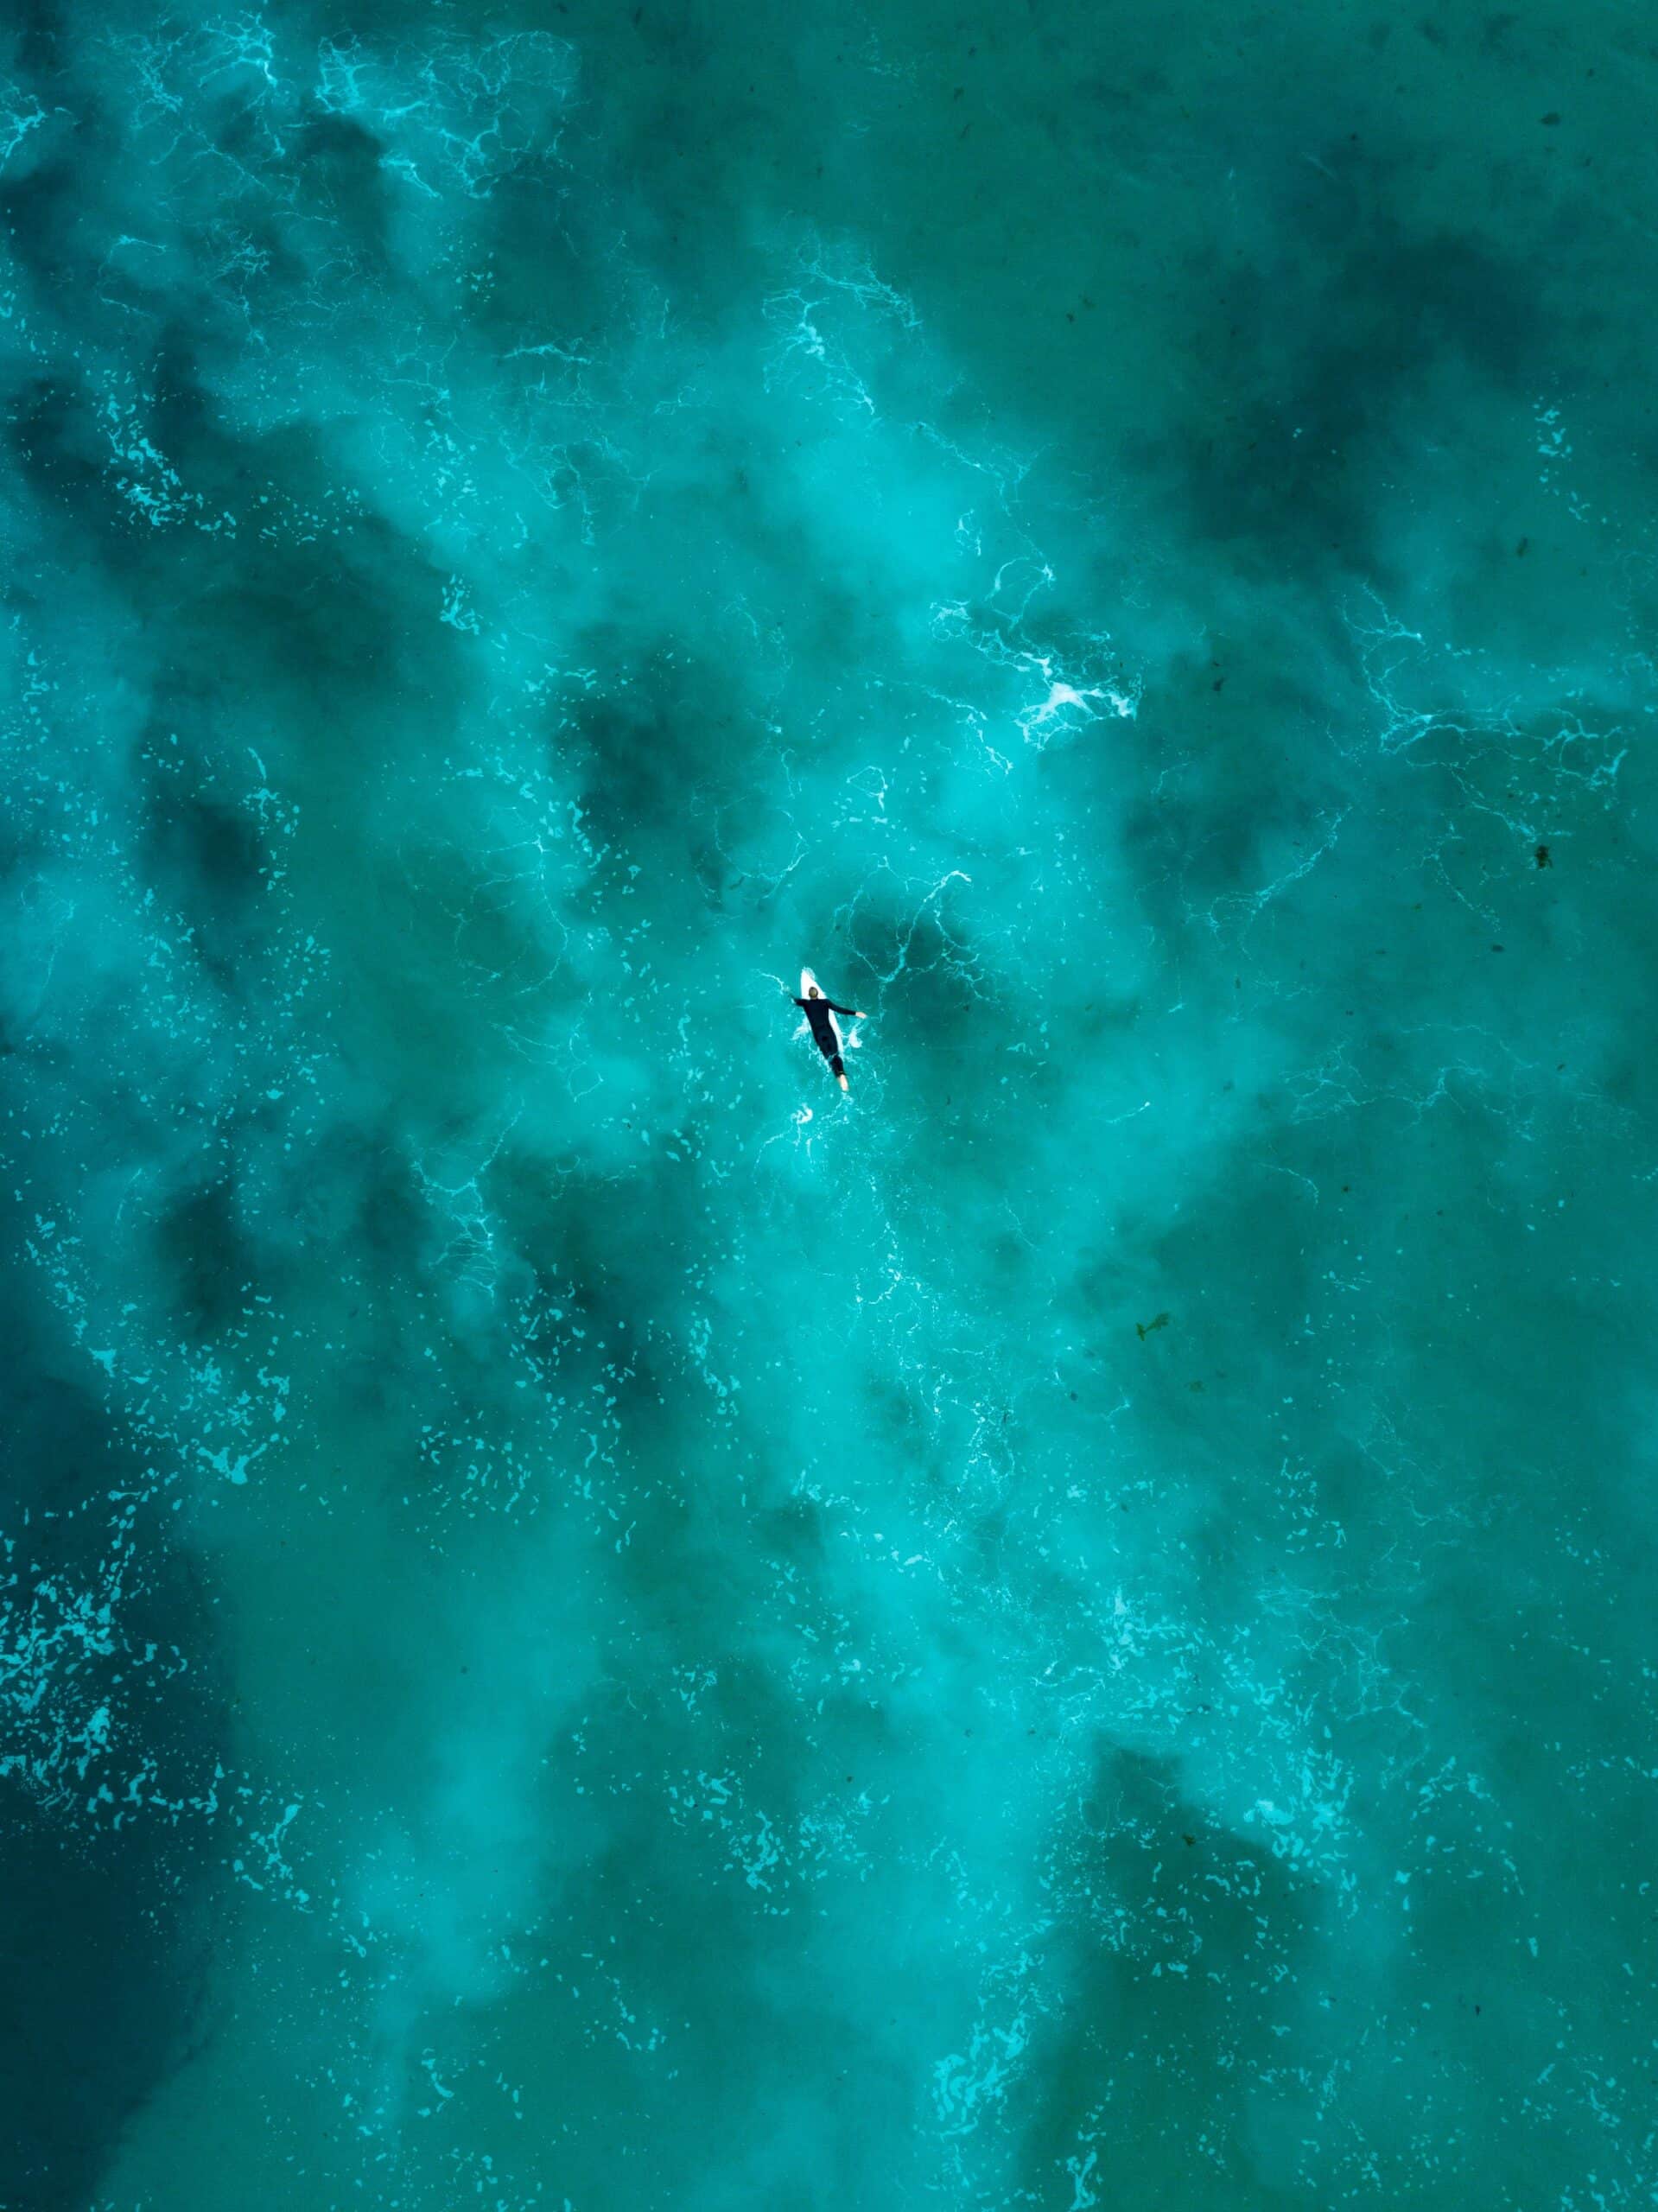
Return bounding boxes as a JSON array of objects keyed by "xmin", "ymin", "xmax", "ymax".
[{"xmin": 829, "ymin": 1052, "xmax": 848, "ymax": 1090}]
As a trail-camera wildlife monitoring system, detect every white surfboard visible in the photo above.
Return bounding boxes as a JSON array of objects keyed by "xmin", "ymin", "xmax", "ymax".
[{"xmin": 799, "ymin": 967, "xmax": 844, "ymax": 1053}]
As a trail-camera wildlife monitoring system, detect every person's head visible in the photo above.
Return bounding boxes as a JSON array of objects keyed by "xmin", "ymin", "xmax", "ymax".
[{"xmin": 808, "ymin": 984, "xmax": 820, "ymax": 997}]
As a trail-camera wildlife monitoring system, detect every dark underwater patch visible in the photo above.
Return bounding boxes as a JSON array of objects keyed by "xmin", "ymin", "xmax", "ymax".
[{"xmin": 0, "ymin": 1270, "xmax": 229, "ymax": 2209}]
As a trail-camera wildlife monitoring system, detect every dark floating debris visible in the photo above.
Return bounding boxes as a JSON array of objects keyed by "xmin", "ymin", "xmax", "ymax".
[
  {"xmin": 1136, "ymin": 1312, "xmax": 1171, "ymax": 1341},
  {"xmin": 1535, "ymin": 843, "xmax": 1552, "ymax": 868}
]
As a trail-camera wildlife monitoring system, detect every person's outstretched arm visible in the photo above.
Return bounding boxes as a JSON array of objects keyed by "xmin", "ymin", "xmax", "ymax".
[{"xmin": 825, "ymin": 1000, "xmax": 866, "ymax": 1019}]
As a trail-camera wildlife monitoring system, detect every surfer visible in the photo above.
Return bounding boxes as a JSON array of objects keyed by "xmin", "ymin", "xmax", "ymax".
[{"xmin": 794, "ymin": 982, "xmax": 867, "ymax": 1091}]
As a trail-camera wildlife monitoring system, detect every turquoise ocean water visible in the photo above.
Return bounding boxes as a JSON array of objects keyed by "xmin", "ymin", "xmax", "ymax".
[{"xmin": 3, "ymin": 3, "xmax": 1657, "ymax": 2204}]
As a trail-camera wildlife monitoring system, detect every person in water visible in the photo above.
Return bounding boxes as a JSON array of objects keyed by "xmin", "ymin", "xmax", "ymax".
[{"xmin": 794, "ymin": 982, "xmax": 867, "ymax": 1091}]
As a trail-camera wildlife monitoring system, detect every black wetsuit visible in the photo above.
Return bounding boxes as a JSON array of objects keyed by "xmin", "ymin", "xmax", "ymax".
[{"xmin": 795, "ymin": 995, "xmax": 855, "ymax": 1077}]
